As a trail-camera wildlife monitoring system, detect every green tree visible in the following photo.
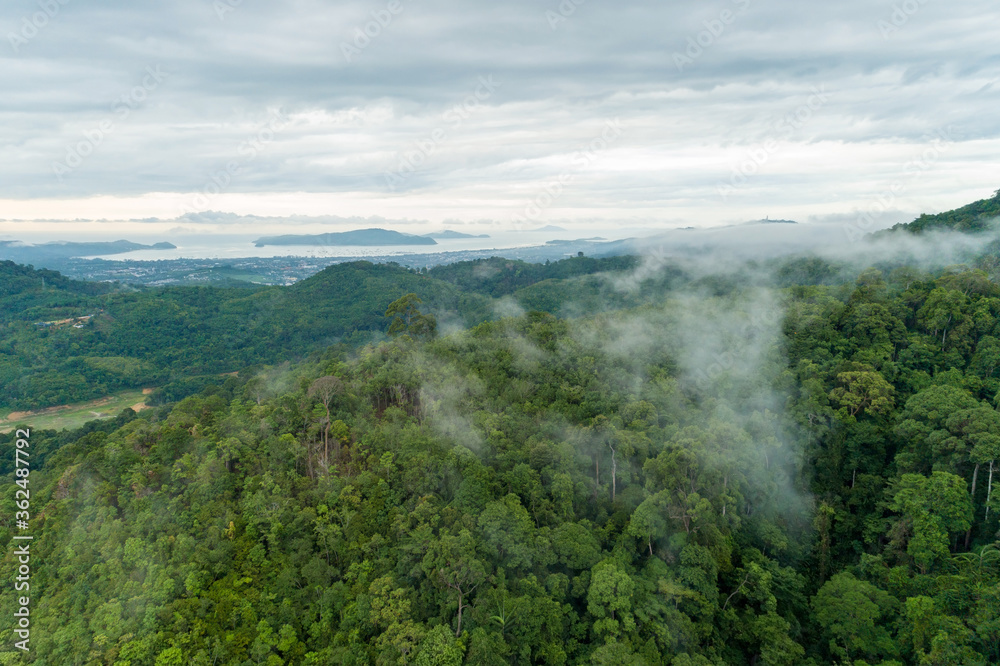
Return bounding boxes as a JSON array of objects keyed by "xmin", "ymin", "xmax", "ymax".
[
  {"xmin": 308, "ymin": 375, "xmax": 344, "ymax": 465},
  {"xmin": 477, "ymin": 494, "xmax": 536, "ymax": 570},
  {"xmin": 894, "ymin": 384, "xmax": 982, "ymax": 474},
  {"xmin": 811, "ymin": 572, "xmax": 898, "ymax": 662},
  {"xmin": 627, "ymin": 491, "xmax": 669, "ymax": 557},
  {"xmin": 588, "ymin": 560, "xmax": 637, "ymax": 640},
  {"xmin": 422, "ymin": 529, "xmax": 488, "ymax": 637},
  {"xmin": 589, "ymin": 640, "xmax": 648, "ymax": 665},
  {"xmin": 413, "ymin": 625, "xmax": 464, "ymax": 666},
  {"xmin": 889, "ymin": 472, "xmax": 973, "ymax": 572},
  {"xmin": 386, "ymin": 293, "xmax": 438, "ymax": 339},
  {"xmin": 829, "ymin": 369, "xmax": 895, "ymax": 419},
  {"xmin": 918, "ymin": 287, "xmax": 969, "ymax": 348}
]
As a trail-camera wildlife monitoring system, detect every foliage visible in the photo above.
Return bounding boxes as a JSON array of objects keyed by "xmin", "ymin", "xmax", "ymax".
[{"xmin": 4, "ymin": 198, "xmax": 1000, "ymax": 663}]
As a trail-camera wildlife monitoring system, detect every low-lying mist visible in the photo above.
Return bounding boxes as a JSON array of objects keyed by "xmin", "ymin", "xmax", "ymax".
[{"xmin": 612, "ymin": 217, "xmax": 1000, "ymax": 289}]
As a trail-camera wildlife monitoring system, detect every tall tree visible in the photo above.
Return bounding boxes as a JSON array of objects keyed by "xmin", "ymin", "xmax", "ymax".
[{"xmin": 386, "ymin": 293, "xmax": 438, "ymax": 339}]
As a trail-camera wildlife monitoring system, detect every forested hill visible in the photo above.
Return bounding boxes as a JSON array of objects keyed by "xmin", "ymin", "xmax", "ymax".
[
  {"xmin": 0, "ymin": 260, "xmax": 107, "ymax": 297},
  {"xmin": 0, "ymin": 261, "xmax": 479, "ymax": 411},
  {"xmin": 885, "ymin": 188, "xmax": 1000, "ymax": 234},
  {"xmin": 425, "ymin": 256, "xmax": 641, "ymax": 297},
  {"xmin": 4, "ymin": 257, "xmax": 1000, "ymax": 663},
  {"xmin": 0, "ymin": 256, "xmax": 648, "ymax": 411},
  {"xmin": 0, "ymin": 260, "xmax": 113, "ymax": 321}
]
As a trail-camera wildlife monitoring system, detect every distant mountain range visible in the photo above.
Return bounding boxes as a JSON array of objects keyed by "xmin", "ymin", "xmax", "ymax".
[
  {"xmin": 423, "ymin": 230, "xmax": 490, "ymax": 239},
  {"xmin": 545, "ymin": 237, "xmax": 606, "ymax": 245},
  {"xmin": 744, "ymin": 218, "xmax": 797, "ymax": 225},
  {"xmin": 0, "ymin": 240, "xmax": 176, "ymax": 259},
  {"xmin": 254, "ymin": 228, "xmax": 438, "ymax": 247}
]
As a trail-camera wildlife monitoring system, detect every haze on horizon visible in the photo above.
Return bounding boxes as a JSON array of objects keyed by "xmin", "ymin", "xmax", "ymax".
[{"xmin": 2, "ymin": 0, "xmax": 999, "ymax": 238}]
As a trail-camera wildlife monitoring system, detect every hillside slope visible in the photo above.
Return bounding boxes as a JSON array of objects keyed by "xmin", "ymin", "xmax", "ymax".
[
  {"xmin": 5, "ymin": 259, "xmax": 1000, "ymax": 663},
  {"xmin": 0, "ymin": 258, "xmax": 645, "ymax": 411},
  {"xmin": 0, "ymin": 260, "xmax": 114, "ymax": 322},
  {"xmin": 885, "ymin": 189, "xmax": 1000, "ymax": 234}
]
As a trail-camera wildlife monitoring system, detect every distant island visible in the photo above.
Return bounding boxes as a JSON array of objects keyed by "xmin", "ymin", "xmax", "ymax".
[
  {"xmin": 0, "ymin": 240, "xmax": 176, "ymax": 259},
  {"xmin": 529, "ymin": 225, "xmax": 567, "ymax": 232},
  {"xmin": 422, "ymin": 230, "xmax": 490, "ymax": 239},
  {"xmin": 253, "ymin": 228, "xmax": 438, "ymax": 247},
  {"xmin": 545, "ymin": 237, "xmax": 607, "ymax": 245}
]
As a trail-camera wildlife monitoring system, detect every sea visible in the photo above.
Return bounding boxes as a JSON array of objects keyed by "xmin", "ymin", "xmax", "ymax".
[{"xmin": 75, "ymin": 230, "xmax": 619, "ymax": 261}]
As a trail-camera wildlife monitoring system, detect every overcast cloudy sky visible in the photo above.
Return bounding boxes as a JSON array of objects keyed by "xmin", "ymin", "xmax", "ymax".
[{"xmin": 1, "ymin": 0, "xmax": 998, "ymax": 238}]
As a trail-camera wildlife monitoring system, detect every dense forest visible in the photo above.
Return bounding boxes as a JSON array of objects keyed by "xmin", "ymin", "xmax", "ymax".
[
  {"xmin": 1, "ymin": 195, "xmax": 1000, "ymax": 664},
  {"xmin": 0, "ymin": 256, "xmax": 648, "ymax": 411}
]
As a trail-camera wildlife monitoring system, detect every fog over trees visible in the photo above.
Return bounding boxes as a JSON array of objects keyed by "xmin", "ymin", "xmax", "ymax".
[{"xmin": 2, "ymin": 194, "xmax": 1000, "ymax": 664}]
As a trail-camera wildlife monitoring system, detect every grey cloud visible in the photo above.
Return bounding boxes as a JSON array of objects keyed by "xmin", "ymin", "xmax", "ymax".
[{"xmin": 0, "ymin": 0, "xmax": 997, "ymax": 224}]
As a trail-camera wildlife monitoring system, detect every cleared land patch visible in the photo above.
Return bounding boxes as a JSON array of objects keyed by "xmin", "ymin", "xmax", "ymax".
[{"xmin": 0, "ymin": 388, "xmax": 153, "ymax": 433}]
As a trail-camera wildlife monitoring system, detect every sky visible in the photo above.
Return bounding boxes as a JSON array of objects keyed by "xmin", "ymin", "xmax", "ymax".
[{"xmin": 1, "ymin": 0, "xmax": 999, "ymax": 240}]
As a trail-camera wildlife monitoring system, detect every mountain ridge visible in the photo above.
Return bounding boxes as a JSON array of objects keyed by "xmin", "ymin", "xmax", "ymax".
[{"xmin": 882, "ymin": 189, "xmax": 1000, "ymax": 235}]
